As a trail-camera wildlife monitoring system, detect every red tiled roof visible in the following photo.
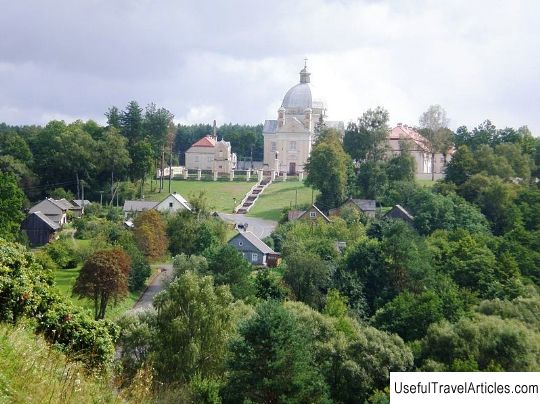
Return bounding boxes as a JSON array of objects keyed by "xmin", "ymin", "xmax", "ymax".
[
  {"xmin": 191, "ymin": 135, "xmax": 216, "ymax": 148},
  {"xmin": 389, "ymin": 125, "xmax": 430, "ymax": 152}
]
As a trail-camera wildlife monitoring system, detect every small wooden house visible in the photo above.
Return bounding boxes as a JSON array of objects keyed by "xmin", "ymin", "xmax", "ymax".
[
  {"xmin": 384, "ymin": 204, "xmax": 414, "ymax": 224},
  {"xmin": 20, "ymin": 211, "xmax": 60, "ymax": 247},
  {"xmin": 228, "ymin": 231, "xmax": 277, "ymax": 266},
  {"xmin": 328, "ymin": 198, "xmax": 376, "ymax": 218}
]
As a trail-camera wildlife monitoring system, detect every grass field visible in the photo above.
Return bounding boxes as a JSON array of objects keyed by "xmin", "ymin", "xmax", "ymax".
[
  {"xmin": 53, "ymin": 265, "xmax": 141, "ymax": 320},
  {"xmin": 144, "ymin": 179, "xmax": 254, "ymax": 212},
  {"xmin": 247, "ymin": 181, "xmax": 318, "ymax": 221}
]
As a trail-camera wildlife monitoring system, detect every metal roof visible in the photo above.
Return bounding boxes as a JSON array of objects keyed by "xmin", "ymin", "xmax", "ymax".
[
  {"xmin": 123, "ymin": 200, "xmax": 158, "ymax": 212},
  {"xmin": 263, "ymin": 120, "xmax": 278, "ymax": 133},
  {"xmin": 32, "ymin": 211, "xmax": 60, "ymax": 230},
  {"xmin": 231, "ymin": 231, "xmax": 275, "ymax": 254},
  {"xmin": 351, "ymin": 199, "xmax": 376, "ymax": 212}
]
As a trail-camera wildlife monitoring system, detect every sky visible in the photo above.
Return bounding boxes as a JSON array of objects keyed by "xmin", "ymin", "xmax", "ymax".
[{"xmin": 0, "ymin": 0, "xmax": 539, "ymax": 134}]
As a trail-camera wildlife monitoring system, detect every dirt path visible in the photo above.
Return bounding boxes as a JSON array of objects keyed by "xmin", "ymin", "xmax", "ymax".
[{"xmin": 128, "ymin": 263, "xmax": 173, "ymax": 313}]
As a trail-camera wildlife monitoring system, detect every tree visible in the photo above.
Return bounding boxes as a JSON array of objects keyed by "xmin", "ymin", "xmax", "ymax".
[
  {"xmin": 105, "ymin": 106, "xmax": 121, "ymax": 129},
  {"xmin": 143, "ymin": 103, "xmax": 174, "ymax": 158},
  {"xmin": 206, "ymin": 245, "xmax": 255, "ymax": 300},
  {"xmin": 73, "ymin": 248, "xmax": 130, "ymax": 320},
  {"xmin": 419, "ymin": 314, "xmax": 540, "ymax": 371},
  {"xmin": 357, "ymin": 160, "xmax": 388, "ymax": 200},
  {"xmin": 386, "ymin": 142, "xmax": 416, "ymax": 182},
  {"xmin": 97, "ymin": 128, "xmax": 132, "ymax": 200},
  {"xmin": 129, "ymin": 139, "xmax": 154, "ymax": 197},
  {"xmin": 444, "ymin": 145, "xmax": 476, "ymax": 185},
  {"xmin": 223, "ymin": 301, "xmax": 330, "ymax": 403},
  {"xmin": 0, "ymin": 172, "xmax": 25, "ymax": 241},
  {"xmin": 305, "ymin": 130, "xmax": 351, "ymax": 210},
  {"xmin": 152, "ymin": 271, "xmax": 235, "ymax": 383},
  {"xmin": 133, "ymin": 210, "xmax": 168, "ymax": 260},
  {"xmin": 418, "ymin": 105, "xmax": 453, "ymax": 180},
  {"xmin": 283, "ymin": 251, "xmax": 332, "ymax": 310},
  {"xmin": 120, "ymin": 101, "xmax": 144, "ymax": 146},
  {"xmin": 255, "ymin": 269, "xmax": 290, "ymax": 301},
  {"xmin": 343, "ymin": 107, "xmax": 390, "ymax": 162}
]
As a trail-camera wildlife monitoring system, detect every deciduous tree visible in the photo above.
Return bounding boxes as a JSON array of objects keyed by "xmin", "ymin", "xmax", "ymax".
[{"xmin": 73, "ymin": 248, "xmax": 130, "ymax": 320}]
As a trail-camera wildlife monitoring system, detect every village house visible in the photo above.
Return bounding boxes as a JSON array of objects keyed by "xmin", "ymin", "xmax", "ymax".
[
  {"xmin": 123, "ymin": 192, "xmax": 192, "ymax": 218},
  {"xmin": 20, "ymin": 211, "xmax": 60, "ymax": 247},
  {"xmin": 328, "ymin": 198, "xmax": 376, "ymax": 218},
  {"xmin": 228, "ymin": 230, "xmax": 279, "ymax": 267},
  {"xmin": 384, "ymin": 204, "xmax": 415, "ymax": 225},
  {"xmin": 28, "ymin": 198, "xmax": 73, "ymax": 226},
  {"xmin": 288, "ymin": 204, "xmax": 331, "ymax": 223}
]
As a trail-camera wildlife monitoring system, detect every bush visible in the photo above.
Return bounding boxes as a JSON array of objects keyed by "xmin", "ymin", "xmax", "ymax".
[{"xmin": 44, "ymin": 238, "xmax": 79, "ymax": 269}]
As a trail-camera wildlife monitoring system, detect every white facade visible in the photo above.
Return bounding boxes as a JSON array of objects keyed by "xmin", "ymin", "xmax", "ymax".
[
  {"xmin": 154, "ymin": 192, "xmax": 192, "ymax": 213},
  {"xmin": 262, "ymin": 63, "xmax": 342, "ymax": 174}
]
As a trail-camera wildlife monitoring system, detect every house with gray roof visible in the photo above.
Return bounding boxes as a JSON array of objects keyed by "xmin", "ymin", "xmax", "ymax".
[
  {"xmin": 329, "ymin": 198, "xmax": 377, "ymax": 218},
  {"xmin": 122, "ymin": 200, "xmax": 159, "ymax": 217},
  {"xmin": 384, "ymin": 204, "xmax": 414, "ymax": 225},
  {"xmin": 123, "ymin": 192, "xmax": 192, "ymax": 218},
  {"xmin": 29, "ymin": 198, "xmax": 71, "ymax": 226},
  {"xmin": 228, "ymin": 231, "xmax": 276, "ymax": 266},
  {"xmin": 21, "ymin": 211, "xmax": 60, "ymax": 246}
]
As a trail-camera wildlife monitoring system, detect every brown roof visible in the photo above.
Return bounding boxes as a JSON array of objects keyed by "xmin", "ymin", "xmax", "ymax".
[{"xmin": 191, "ymin": 135, "xmax": 217, "ymax": 148}]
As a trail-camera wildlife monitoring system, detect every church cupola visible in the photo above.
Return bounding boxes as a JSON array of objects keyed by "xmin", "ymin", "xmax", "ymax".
[{"xmin": 299, "ymin": 58, "xmax": 310, "ymax": 84}]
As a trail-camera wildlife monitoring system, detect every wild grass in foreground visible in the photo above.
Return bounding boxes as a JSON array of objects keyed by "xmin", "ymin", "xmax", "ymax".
[{"xmin": 0, "ymin": 322, "xmax": 118, "ymax": 404}]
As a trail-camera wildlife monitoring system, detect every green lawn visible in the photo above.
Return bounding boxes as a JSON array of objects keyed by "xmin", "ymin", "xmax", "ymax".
[
  {"xmin": 248, "ymin": 181, "xmax": 318, "ymax": 221},
  {"xmin": 144, "ymin": 179, "xmax": 254, "ymax": 212},
  {"xmin": 52, "ymin": 262, "xmax": 162, "ymax": 320}
]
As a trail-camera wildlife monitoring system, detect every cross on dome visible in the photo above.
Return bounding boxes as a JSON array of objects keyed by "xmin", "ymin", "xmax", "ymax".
[{"xmin": 299, "ymin": 58, "xmax": 310, "ymax": 84}]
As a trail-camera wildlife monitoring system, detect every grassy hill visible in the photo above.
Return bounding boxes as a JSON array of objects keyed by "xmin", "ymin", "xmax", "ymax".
[
  {"xmin": 247, "ymin": 181, "xmax": 318, "ymax": 221},
  {"xmin": 0, "ymin": 322, "xmax": 117, "ymax": 403},
  {"xmin": 144, "ymin": 179, "xmax": 254, "ymax": 212}
]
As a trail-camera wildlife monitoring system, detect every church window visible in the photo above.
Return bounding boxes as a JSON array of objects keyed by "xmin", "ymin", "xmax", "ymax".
[
  {"xmin": 271, "ymin": 142, "xmax": 276, "ymax": 152},
  {"xmin": 208, "ymin": 156, "xmax": 213, "ymax": 162},
  {"xmin": 194, "ymin": 156, "xmax": 199, "ymax": 162},
  {"xmin": 289, "ymin": 141, "xmax": 297, "ymax": 151},
  {"xmin": 219, "ymin": 150, "xmax": 224, "ymax": 158}
]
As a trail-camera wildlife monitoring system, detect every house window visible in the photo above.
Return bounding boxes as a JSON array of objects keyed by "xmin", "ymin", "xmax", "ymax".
[
  {"xmin": 239, "ymin": 241, "xmax": 243, "ymax": 246},
  {"xmin": 271, "ymin": 142, "xmax": 277, "ymax": 152},
  {"xmin": 169, "ymin": 202, "xmax": 173, "ymax": 208},
  {"xmin": 309, "ymin": 211, "xmax": 317, "ymax": 218},
  {"xmin": 251, "ymin": 253, "xmax": 258, "ymax": 262},
  {"xmin": 289, "ymin": 141, "xmax": 296, "ymax": 151}
]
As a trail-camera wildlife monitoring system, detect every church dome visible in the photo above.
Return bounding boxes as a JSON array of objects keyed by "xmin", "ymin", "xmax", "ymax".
[{"xmin": 281, "ymin": 62, "xmax": 325, "ymax": 111}]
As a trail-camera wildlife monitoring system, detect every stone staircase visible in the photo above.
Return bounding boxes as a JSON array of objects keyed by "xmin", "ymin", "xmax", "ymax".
[{"xmin": 235, "ymin": 177, "xmax": 272, "ymax": 214}]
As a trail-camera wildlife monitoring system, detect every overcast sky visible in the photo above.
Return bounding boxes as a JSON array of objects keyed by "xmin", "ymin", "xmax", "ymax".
[{"xmin": 1, "ymin": 0, "xmax": 539, "ymax": 134}]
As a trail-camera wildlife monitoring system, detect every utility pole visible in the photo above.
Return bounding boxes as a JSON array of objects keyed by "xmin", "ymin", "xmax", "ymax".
[
  {"xmin": 160, "ymin": 147, "xmax": 165, "ymax": 192},
  {"xmin": 295, "ymin": 188, "xmax": 298, "ymax": 208},
  {"xmin": 100, "ymin": 191, "xmax": 103, "ymax": 206},
  {"xmin": 169, "ymin": 144, "xmax": 172, "ymax": 193}
]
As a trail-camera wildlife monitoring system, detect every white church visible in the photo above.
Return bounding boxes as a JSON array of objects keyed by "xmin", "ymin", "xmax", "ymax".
[{"xmin": 262, "ymin": 62, "xmax": 343, "ymax": 174}]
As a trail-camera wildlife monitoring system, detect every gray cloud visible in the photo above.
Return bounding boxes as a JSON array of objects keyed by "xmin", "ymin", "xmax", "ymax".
[{"xmin": 0, "ymin": 0, "xmax": 539, "ymax": 134}]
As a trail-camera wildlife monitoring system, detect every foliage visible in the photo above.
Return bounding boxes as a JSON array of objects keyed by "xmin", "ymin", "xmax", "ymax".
[
  {"xmin": 223, "ymin": 301, "xmax": 330, "ymax": 403},
  {"xmin": 283, "ymin": 251, "xmax": 332, "ymax": 310},
  {"xmin": 205, "ymin": 245, "xmax": 255, "ymax": 300},
  {"xmin": 0, "ymin": 322, "xmax": 118, "ymax": 403},
  {"xmin": 418, "ymin": 314, "xmax": 540, "ymax": 371},
  {"xmin": 133, "ymin": 209, "xmax": 168, "ymax": 260},
  {"xmin": 44, "ymin": 237, "xmax": 80, "ymax": 269},
  {"xmin": 0, "ymin": 172, "xmax": 25, "ymax": 241},
  {"xmin": 167, "ymin": 210, "xmax": 226, "ymax": 256},
  {"xmin": 0, "ymin": 239, "xmax": 117, "ymax": 366},
  {"xmin": 254, "ymin": 269, "xmax": 290, "ymax": 301},
  {"xmin": 73, "ymin": 248, "xmax": 130, "ymax": 320},
  {"xmin": 343, "ymin": 107, "xmax": 390, "ymax": 162},
  {"xmin": 285, "ymin": 301, "xmax": 413, "ymax": 403},
  {"xmin": 152, "ymin": 271, "xmax": 235, "ymax": 384},
  {"xmin": 305, "ymin": 130, "xmax": 352, "ymax": 210}
]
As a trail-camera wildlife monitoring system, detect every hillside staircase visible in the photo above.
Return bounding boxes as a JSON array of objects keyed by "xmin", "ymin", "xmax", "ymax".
[{"xmin": 234, "ymin": 177, "xmax": 272, "ymax": 214}]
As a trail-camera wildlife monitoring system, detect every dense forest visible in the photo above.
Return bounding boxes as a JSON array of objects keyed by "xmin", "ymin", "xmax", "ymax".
[{"xmin": 1, "ymin": 103, "xmax": 539, "ymax": 403}]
